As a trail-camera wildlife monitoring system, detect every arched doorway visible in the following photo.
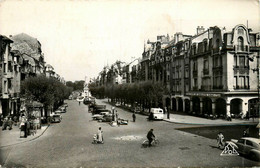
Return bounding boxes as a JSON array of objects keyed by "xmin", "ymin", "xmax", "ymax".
[
  {"xmin": 184, "ymin": 99, "xmax": 190, "ymax": 113},
  {"xmin": 215, "ymin": 98, "xmax": 226, "ymax": 118},
  {"xmin": 165, "ymin": 97, "xmax": 171, "ymax": 109},
  {"xmin": 178, "ymin": 98, "xmax": 183, "ymax": 112},
  {"xmin": 203, "ymin": 98, "xmax": 212, "ymax": 116},
  {"xmin": 248, "ymin": 98, "xmax": 259, "ymax": 118},
  {"xmin": 172, "ymin": 98, "xmax": 176, "ymax": 111},
  {"xmin": 230, "ymin": 99, "xmax": 242, "ymax": 117},
  {"xmin": 192, "ymin": 97, "xmax": 200, "ymax": 115}
]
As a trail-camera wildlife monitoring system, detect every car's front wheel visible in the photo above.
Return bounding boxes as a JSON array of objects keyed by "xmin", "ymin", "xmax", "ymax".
[{"xmin": 249, "ymin": 152, "xmax": 259, "ymax": 161}]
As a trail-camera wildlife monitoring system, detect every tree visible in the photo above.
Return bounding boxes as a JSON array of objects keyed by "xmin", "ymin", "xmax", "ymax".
[{"xmin": 21, "ymin": 75, "xmax": 71, "ymax": 116}]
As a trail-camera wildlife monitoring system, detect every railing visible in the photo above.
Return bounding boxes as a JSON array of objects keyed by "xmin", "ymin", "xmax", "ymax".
[
  {"xmin": 213, "ymin": 85, "xmax": 224, "ymax": 90},
  {"xmin": 235, "ymin": 45, "xmax": 249, "ymax": 52},
  {"xmin": 233, "ymin": 85, "xmax": 250, "ymax": 90}
]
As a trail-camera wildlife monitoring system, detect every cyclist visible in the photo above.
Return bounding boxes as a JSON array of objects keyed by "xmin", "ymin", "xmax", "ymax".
[{"xmin": 147, "ymin": 129, "xmax": 155, "ymax": 147}]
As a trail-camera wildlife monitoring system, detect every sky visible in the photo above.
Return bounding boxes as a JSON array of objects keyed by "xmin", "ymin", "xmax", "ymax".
[{"xmin": 0, "ymin": 0, "xmax": 259, "ymax": 82}]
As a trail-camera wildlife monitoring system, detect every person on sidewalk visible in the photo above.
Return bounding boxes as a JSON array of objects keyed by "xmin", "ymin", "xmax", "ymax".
[
  {"xmin": 132, "ymin": 113, "xmax": 136, "ymax": 122},
  {"xmin": 226, "ymin": 111, "xmax": 232, "ymax": 121}
]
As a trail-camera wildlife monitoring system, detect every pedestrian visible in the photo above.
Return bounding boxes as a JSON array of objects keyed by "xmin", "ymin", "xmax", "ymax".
[
  {"xmin": 13, "ymin": 115, "xmax": 18, "ymax": 126},
  {"xmin": 164, "ymin": 107, "xmax": 167, "ymax": 114},
  {"xmin": 7, "ymin": 117, "xmax": 13, "ymax": 130},
  {"xmin": 147, "ymin": 129, "xmax": 155, "ymax": 147},
  {"xmin": 149, "ymin": 112, "xmax": 153, "ymax": 121},
  {"xmin": 24, "ymin": 119, "xmax": 28, "ymax": 138},
  {"xmin": 97, "ymin": 127, "xmax": 103, "ymax": 143},
  {"xmin": 226, "ymin": 111, "xmax": 232, "ymax": 121},
  {"xmin": 132, "ymin": 113, "xmax": 136, "ymax": 122},
  {"xmin": 2, "ymin": 117, "xmax": 8, "ymax": 130},
  {"xmin": 79, "ymin": 101, "xmax": 81, "ymax": 106},
  {"xmin": 115, "ymin": 111, "xmax": 118, "ymax": 120},
  {"xmin": 245, "ymin": 111, "xmax": 250, "ymax": 120},
  {"xmin": 0, "ymin": 114, "xmax": 3, "ymax": 126},
  {"xmin": 217, "ymin": 132, "xmax": 224, "ymax": 149}
]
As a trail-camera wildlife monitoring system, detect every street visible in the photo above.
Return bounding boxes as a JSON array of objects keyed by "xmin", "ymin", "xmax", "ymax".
[{"xmin": 0, "ymin": 99, "xmax": 259, "ymax": 167}]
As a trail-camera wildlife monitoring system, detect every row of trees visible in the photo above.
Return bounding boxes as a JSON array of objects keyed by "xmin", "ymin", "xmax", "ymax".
[
  {"xmin": 21, "ymin": 75, "xmax": 72, "ymax": 113},
  {"xmin": 66, "ymin": 80, "xmax": 85, "ymax": 91},
  {"xmin": 89, "ymin": 81, "xmax": 165, "ymax": 110}
]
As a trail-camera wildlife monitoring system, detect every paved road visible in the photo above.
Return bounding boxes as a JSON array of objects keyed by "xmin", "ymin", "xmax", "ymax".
[{"xmin": 0, "ymin": 99, "xmax": 259, "ymax": 167}]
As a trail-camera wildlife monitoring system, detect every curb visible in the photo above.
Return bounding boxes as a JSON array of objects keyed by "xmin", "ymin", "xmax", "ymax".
[
  {"xmin": 0, "ymin": 125, "xmax": 49, "ymax": 148},
  {"xmin": 163, "ymin": 119, "xmax": 258, "ymax": 126}
]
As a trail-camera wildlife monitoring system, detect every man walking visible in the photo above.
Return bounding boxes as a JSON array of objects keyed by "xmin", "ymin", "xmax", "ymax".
[{"xmin": 132, "ymin": 113, "xmax": 136, "ymax": 122}]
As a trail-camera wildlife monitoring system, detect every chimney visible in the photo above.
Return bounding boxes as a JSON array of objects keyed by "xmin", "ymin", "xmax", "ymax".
[{"xmin": 197, "ymin": 26, "xmax": 205, "ymax": 35}]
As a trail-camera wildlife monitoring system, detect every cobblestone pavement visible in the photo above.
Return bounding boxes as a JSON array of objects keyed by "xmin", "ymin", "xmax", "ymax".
[{"xmin": 0, "ymin": 99, "xmax": 259, "ymax": 167}]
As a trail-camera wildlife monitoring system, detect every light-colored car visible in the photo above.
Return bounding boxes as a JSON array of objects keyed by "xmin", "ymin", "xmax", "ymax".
[
  {"xmin": 226, "ymin": 137, "xmax": 260, "ymax": 161},
  {"xmin": 115, "ymin": 102, "xmax": 121, "ymax": 107},
  {"xmin": 77, "ymin": 96, "xmax": 85, "ymax": 102},
  {"xmin": 51, "ymin": 113, "xmax": 62, "ymax": 123},
  {"xmin": 58, "ymin": 106, "xmax": 66, "ymax": 113},
  {"xmin": 92, "ymin": 111, "xmax": 111, "ymax": 120}
]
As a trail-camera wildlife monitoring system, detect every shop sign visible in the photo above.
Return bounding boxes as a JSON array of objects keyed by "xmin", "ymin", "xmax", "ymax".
[{"xmin": 186, "ymin": 93, "xmax": 221, "ymax": 97}]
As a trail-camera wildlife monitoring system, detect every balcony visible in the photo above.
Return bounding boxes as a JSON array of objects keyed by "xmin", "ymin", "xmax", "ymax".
[
  {"xmin": 233, "ymin": 85, "xmax": 250, "ymax": 90},
  {"xmin": 4, "ymin": 72, "xmax": 13, "ymax": 79},
  {"xmin": 233, "ymin": 66, "xmax": 250, "ymax": 74},
  {"xmin": 200, "ymin": 85, "xmax": 211, "ymax": 91},
  {"xmin": 235, "ymin": 45, "xmax": 249, "ymax": 52}
]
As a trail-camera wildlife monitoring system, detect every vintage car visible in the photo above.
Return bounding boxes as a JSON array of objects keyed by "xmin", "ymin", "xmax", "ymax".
[
  {"xmin": 92, "ymin": 111, "xmax": 111, "ymax": 120},
  {"xmin": 117, "ymin": 118, "xmax": 128, "ymax": 125},
  {"xmin": 226, "ymin": 137, "xmax": 260, "ymax": 161},
  {"xmin": 115, "ymin": 102, "xmax": 121, "ymax": 107},
  {"xmin": 51, "ymin": 114, "xmax": 62, "ymax": 123},
  {"xmin": 101, "ymin": 115, "xmax": 113, "ymax": 122},
  {"xmin": 58, "ymin": 106, "xmax": 66, "ymax": 113}
]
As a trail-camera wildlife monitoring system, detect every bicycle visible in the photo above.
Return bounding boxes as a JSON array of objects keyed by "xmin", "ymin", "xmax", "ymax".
[{"xmin": 141, "ymin": 138, "xmax": 159, "ymax": 148}]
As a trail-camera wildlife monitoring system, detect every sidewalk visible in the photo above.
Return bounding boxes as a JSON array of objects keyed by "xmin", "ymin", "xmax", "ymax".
[
  {"xmin": 0, "ymin": 124, "xmax": 49, "ymax": 148},
  {"xmin": 163, "ymin": 113, "xmax": 259, "ymax": 125}
]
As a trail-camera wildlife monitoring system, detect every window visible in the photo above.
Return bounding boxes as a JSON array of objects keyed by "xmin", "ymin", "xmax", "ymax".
[
  {"xmin": 246, "ymin": 140, "xmax": 253, "ymax": 147},
  {"xmin": 234, "ymin": 76, "xmax": 238, "ymax": 87},
  {"xmin": 234, "ymin": 56, "xmax": 238, "ymax": 67},
  {"xmin": 237, "ymin": 139, "xmax": 245, "ymax": 144},
  {"xmin": 239, "ymin": 76, "xmax": 245, "ymax": 88},
  {"xmin": 239, "ymin": 56, "xmax": 245, "ymax": 67},
  {"xmin": 238, "ymin": 28, "xmax": 244, "ymax": 35},
  {"xmin": 204, "ymin": 60, "xmax": 209, "ymax": 70},
  {"xmin": 238, "ymin": 37, "xmax": 244, "ymax": 51}
]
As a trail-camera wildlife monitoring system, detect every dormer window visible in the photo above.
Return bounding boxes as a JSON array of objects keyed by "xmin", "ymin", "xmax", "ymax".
[{"xmin": 237, "ymin": 37, "xmax": 244, "ymax": 51}]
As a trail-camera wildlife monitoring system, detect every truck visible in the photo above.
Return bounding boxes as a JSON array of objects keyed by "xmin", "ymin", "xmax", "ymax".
[{"xmin": 150, "ymin": 108, "xmax": 164, "ymax": 120}]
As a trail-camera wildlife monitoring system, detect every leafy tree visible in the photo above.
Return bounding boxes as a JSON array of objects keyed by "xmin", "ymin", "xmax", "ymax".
[{"xmin": 21, "ymin": 75, "xmax": 71, "ymax": 116}]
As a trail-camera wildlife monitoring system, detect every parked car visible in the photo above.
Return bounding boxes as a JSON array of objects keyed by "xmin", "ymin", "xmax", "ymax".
[
  {"xmin": 115, "ymin": 102, "xmax": 121, "ymax": 107},
  {"xmin": 58, "ymin": 107, "xmax": 66, "ymax": 113},
  {"xmin": 51, "ymin": 114, "xmax": 62, "ymax": 123},
  {"xmin": 92, "ymin": 111, "xmax": 112, "ymax": 120},
  {"xmin": 54, "ymin": 109, "xmax": 62, "ymax": 114},
  {"xmin": 77, "ymin": 96, "xmax": 85, "ymax": 102},
  {"xmin": 101, "ymin": 115, "xmax": 113, "ymax": 122},
  {"xmin": 226, "ymin": 137, "xmax": 260, "ymax": 161}
]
